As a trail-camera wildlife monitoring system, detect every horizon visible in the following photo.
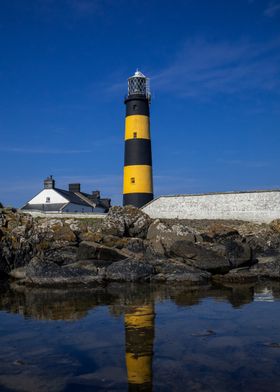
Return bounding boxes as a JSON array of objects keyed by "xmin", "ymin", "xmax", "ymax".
[{"xmin": 1, "ymin": 0, "xmax": 280, "ymax": 207}]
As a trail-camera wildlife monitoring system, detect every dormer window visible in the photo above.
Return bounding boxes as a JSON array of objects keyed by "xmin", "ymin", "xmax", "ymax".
[{"xmin": 46, "ymin": 197, "xmax": 50, "ymax": 203}]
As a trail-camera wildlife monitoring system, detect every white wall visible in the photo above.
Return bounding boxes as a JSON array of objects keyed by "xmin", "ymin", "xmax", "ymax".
[
  {"xmin": 142, "ymin": 191, "xmax": 280, "ymax": 223},
  {"xmin": 62, "ymin": 203, "xmax": 93, "ymax": 213},
  {"xmin": 29, "ymin": 189, "xmax": 68, "ymax": 204}
]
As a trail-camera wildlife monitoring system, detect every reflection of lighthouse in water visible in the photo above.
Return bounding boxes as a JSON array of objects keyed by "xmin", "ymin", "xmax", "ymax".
[{"xmin": 124, "ymin": 304, "xmax": 155, "ymax": 391}]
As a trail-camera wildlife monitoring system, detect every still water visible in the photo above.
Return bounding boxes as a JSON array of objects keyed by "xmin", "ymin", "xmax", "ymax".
[{"xmin": 0, "ymin": 280, "xmax": 280, "ymax": 392}]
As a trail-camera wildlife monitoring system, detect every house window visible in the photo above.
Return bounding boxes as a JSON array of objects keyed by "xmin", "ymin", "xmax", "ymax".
[
  {"xmin": 131, "ymin": 177, "xmax": 135, "ymax": 184},
  {"xmin": 133, "ymin": 132, "xmax": 137, "ymax": 138},
  {"xmin": 46, "ymin": 197, "xmax": 50, "ymax": 203}
]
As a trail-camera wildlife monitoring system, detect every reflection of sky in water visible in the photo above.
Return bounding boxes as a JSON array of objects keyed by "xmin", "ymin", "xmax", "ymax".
[{"xmin": 0, "ymin": 282, "xmax": 280, "ymax": 391}]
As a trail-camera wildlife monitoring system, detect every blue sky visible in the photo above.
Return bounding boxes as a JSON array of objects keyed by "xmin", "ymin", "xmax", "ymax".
[{"xmin": 0, "ymin": 0, "xmax": 280, "ymax": 207}]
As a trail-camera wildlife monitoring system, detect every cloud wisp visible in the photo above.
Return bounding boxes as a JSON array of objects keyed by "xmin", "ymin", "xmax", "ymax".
[
  {"xmin": 264, "ymin": 2, "xmax": 280, "ymax": 17},
  {"xmin": 0, "ymin": 147, "xmax": 93, "ymax": 154},
  {"xmin": 151, "ymin": 38, "xmax": 280, "ymax": 99}
]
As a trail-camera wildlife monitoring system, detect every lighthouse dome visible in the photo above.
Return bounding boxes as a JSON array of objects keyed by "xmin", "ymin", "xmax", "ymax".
[{"xmin": 127, "ymin": 70, "xmax": 150, "ymax": 98}]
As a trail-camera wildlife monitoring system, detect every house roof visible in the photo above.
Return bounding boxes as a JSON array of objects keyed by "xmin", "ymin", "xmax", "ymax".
[{"xmin": 55, "ymin": 188, "xmax": 92, "ymax": 207}]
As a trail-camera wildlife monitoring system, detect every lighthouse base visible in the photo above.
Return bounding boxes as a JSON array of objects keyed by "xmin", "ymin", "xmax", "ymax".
[{"xmin": 123, "ymin": 193, "xmax": 153, "ymax": 208}]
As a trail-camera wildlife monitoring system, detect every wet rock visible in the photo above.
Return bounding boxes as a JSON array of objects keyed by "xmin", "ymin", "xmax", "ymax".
[
  {"xmin": 170, "ymin": 239, "xmax": 252, "ymax": 273},
  {"xmin": 44, "ymin": 246, "xmax": 78, "ymax": 265},
  {"xmin": 149, "ymin": 258, "xmax": 210, "ymax": 283},
  {"xmin": 101, "ymin": 206, "xmax": 151, "ymax": 238},
  {"xmin": 25, "ymin": 257, "xmax": 102, "ymax": 286},
  {"xmin": 77, "ymin": 241, "xmax": 127, "ymax": 261},
  {"xmin": 106, "ymin": 259, "xmax": 155, "ymax": 282},
  {"xmin": 213, "ymin": 268, "xmax": 258, "ymax": 284},
  {"xmin": 9, "ymin": 266, "xmax": 27, "ymax": 279}
]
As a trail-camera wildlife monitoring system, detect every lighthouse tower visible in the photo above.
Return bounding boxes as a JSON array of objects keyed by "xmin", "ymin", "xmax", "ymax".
[{"xmin": 123, "ymin": 70, "xmax": 154, "ymax": 208}]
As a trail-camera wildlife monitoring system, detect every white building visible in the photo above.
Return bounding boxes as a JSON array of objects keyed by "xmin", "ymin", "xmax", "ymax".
[{"xmin": 21, "ymin": 176, "xmax": 111, "ymax": 214}]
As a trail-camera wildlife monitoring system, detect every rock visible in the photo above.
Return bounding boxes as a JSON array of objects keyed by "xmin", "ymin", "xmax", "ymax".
[
  {"xmin": 270, "ymin": 219, "xmax": 280, "ymax": 233},
  {"xmin": 213, "ymin": 267, "xmax": 258, "ymax": 283},
  {"xmin": 126, "ymin": 238, "xmax": 145, "ymax": 253},
  {"xmin": 25, "ymin": 257, "xmax": 102, "ymax": 286},
  {"xmin": 101, "ymin": 206, "xmax": 151, "ymax": 238},
  {"xmin": 170, "ymin": 238, "xmax": 253, "ymax": 273},
  {"xmin": 149, "ymin": 258, "xmax": 210, "ymax": 283},
  {"xmin": 147, "ymin": 219, "xmax": 196, "ymax": 256},
  {"xmin": 201, "ymin": 223, "xmax": 239, "ymax": 242},
  {"xmin": 36, "ymin": 219, "xmax": 77, "ymax": 243},
  {"xmin": 44, "ymin": 246, "xmax": 78, "ymax": 265},
  {"xmin": 9, "ymin": 266, "xmax": 27, "ymax": 279},
  {"xmin": 224, "ymin": 239, "xmax": 252, "ymax": 267},
  {"xmin": 106, "ymin": 259, "xmax": 155, "ymax": 282},
  {"xmin": 77, "ymin": 241, "xmax": 127, "ymax": 261},
  {"xmin": 170, "ymin": 240, "xmax": 231, "ymax": 273}
]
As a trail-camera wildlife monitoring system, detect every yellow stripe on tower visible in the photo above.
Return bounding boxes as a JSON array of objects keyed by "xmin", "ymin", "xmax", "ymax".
[
  {"xmin": 125, "ymin": 115, "xmax": 150, "ymax": 140},
  {"xmin": 123, "ymin": 165, "xmax": 153, "ymax": 194}
]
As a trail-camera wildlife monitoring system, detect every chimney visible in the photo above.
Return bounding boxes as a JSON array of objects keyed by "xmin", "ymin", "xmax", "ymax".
[
  {"xmin": 44, "ymin": 175, "xmax": 55, "ymax": 189},
  {"xmin": 69, "ymin": 183, "xmax": 81, "ymax": 193},
  {"xmin": 92, "ymin": 191, "xmax": 100, "ymax": 201}
]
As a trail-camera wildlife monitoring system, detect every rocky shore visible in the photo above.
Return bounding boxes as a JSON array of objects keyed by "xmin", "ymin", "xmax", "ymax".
[{"xmin": 1, "ymin": 206, "xmax": 280, "ymax": 286}]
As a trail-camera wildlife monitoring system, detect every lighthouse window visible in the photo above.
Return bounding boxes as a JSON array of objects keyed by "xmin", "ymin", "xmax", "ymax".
[
  {"xmin": 46, "ymin": 197, "xmax": 50, "ymax": 203},
  {"xmin": 130, "ymin": 177, "xmax": 135, "ymax": 184},
  {"xmin": 133, "ymin": 104, "xmax": 137, "ymax": 111},
  {"xmin": 133, "ymin": 132, "xmax": 137, "ymax": 138}
]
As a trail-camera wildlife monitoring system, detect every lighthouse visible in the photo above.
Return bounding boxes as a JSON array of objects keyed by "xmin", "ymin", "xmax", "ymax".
[{"xmin": 123, "ymin": 70, "xmax": 154, "ymax": 208}]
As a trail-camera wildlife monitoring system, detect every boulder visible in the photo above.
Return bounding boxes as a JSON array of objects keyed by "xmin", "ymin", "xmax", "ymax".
[
  {"xmin": 106, "ymin": 259, "xmax": 155, "ymax": 282},
  {"xmin": 270, "ymin": 219, "xmax": 280, "ymax": 233},
  {"xmin": 170, "ymin": 240, "xmax": 230, "ymax": 273},
  {"xmin": 147, "ymin": 219, "xmax": 196, "ymax": 256},
  {"xmin": 25, "ymin": 257, "xmax": 102, "ymax": 286},
  {"xmin": 169, "ymin": 239, "xmax": 252, "ymax": 274},
  {"xmin": 100, "ymin": 206, "xmax": 151, "ymax": 238},
  {"xmin": 149, "ymin": 258, "xmax": 210, "ymax": 283},
  {"xmin": 77, "ymin": 241, "xmax": 127, "ymax": 261},
  {"xmin": 200, "ymin": 223, "xmax": 239, "ymax": 242}
]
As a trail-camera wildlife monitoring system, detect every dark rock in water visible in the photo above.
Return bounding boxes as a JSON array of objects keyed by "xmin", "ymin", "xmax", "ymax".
[
  {"xmin": 101, "ymin": 206, "xmax": 151, "ymax": 238},
  {"xmin": 170, "ymin": 239, "xmax": 252, "ymax": 274},
  {"xmin": 25, "ymin": 257, "xmax": 102, "ymax": 286},
  {"xmin": 106, "ymin": 259, "xmax": 155, "ymax": 282},
  {"xmin": 44, "ymin": 246, "xmax": 78, "ymax": 265},
  {"xmin": 149, "ymin": 258, "xmax": 210, "ymax": 283},
  {"xmin": 77, "ymin": 241, "xmax": 127, "ymax": 261}
]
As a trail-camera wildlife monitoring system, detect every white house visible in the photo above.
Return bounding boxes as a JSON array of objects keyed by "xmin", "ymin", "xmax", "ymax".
[{"xmin": 21, "ymin": 176, "xmax": 111, "ymax": 213}]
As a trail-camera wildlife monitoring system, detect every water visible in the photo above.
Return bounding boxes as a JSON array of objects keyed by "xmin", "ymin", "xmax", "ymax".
[{"xmin": 0, "ymin": 280, "xmax": 280, "ymax": 392}]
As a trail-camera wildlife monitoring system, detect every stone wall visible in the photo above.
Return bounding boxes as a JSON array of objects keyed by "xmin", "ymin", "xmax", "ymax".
[
  {"xmin": 142, "ymin": 190, "xmax": 280, "ymax": 223},
  {"xmin": 21, "ymin": 211, "xmax": 106, "ymax": 219}
]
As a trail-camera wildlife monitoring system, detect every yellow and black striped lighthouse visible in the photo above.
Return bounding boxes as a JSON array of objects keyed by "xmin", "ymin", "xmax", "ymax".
[{"xmin": 123, "ymin": 70, "xmax": 153, "ymax": 208}]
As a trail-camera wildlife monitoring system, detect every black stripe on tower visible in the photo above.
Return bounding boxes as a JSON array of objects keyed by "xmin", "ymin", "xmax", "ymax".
[
  {"xmin": 125, "ymin": 94, "xmax": 150, "ymax": 116},
  {"xmin": 123, "ymin": 193, "xmax": 153, "ymax": 208},
  {"xmin": 124, "ymin": 139, "xmax": 152, "ymax": 166}
]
